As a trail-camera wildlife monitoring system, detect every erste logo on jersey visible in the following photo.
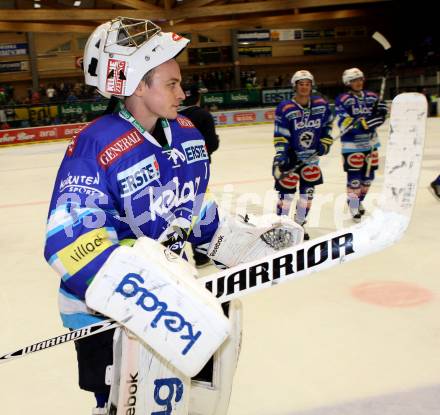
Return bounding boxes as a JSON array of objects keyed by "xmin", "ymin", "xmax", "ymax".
[
  {"xmin": 181, "ymin": 140, "xmax": 209, "ymax": 164},
  {"xmin": 98, "ymin": 129, "xmax": 143, "ymax": 169},
  {"xmin": 117, "ymin": 154, "xmax": 160, "ymax": 197},
  {"xmin": 176, "ymin": 117, "xmax": 194, "ymax": 128}
]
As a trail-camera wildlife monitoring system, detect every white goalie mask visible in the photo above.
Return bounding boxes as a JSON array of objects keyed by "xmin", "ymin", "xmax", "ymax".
[
  {"xmin": 342, "ymin": 67, "xmax": 364, "ymax": 86},
  {"xmin": 83, "ymin": 17, "xmax": 190, "ymax": 97},
  {"xmin": 291, "ymin": 69, "xmax": 315, "ymax": 86}
]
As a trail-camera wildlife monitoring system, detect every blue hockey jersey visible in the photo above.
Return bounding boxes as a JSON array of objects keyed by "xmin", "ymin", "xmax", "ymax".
[
  {"xmin": 334, "ymin": 90, "xmax": 382, "ymax": 153},
  {"xmin": 44, "ymin": 109, "xmax": 219, "ymax": 329},
  {"xmin": 273, "ymin": 96, "xmax": 333, "ymax": 162}
]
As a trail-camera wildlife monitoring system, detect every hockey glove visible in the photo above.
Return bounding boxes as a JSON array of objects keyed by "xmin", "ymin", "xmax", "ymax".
[
  {"xmin": 373, "ymin": 100, "xmax": 388, "ymax": 117},
  {"xmin": 272, "ymin": 146, "xmax": 297, "ymax": 180},
  {"xmin": 365, "ymin": 116, "xmax": 385, "ymax": 130},
  {"xmin": 317, "ymin": 136, "xmax": 333, "ymax": 156}
]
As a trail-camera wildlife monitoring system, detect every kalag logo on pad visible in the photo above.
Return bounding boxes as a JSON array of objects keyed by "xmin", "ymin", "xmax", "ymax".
[
  {"xmin": 181, "ymin": 140, "xmax": 209, "ymax": 164},
  {"xmin": 117, "ymin": 155, "xmax": 160, "ymax": 197},
  {"xmin": 115, "ymin": 272, "xmax": 202, "ymax": 355},
  {"xmin": 153, "ymin": 378, "xmax": 184, "ymax": 414}
]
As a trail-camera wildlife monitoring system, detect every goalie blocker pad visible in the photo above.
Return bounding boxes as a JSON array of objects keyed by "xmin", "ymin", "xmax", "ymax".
[
  {"xmin": 107, "ymin": 300, "xmax": 242, "ymax": 415},
  {"xmin": 85, "ymin": 237, "xmax": 231, "ymax": 378},
  {"xmin": 207, "ymin": 214, "xmax": 304, "ymax": 268}
]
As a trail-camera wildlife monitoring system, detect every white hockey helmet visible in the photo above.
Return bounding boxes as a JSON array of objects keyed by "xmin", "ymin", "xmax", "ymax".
[
  {"xmin": 83, "ymin": 17, "xmax": 190, "ymax": 97},
  {"xmin": 342, "ymin": 67, "xmax": 364, "ymax": 86},
  {"xmin": 291, "ymin": 70, "xmax": 314, "ymax": 86}
]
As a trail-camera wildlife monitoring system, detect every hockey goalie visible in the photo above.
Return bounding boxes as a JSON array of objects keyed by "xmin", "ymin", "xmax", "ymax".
[
  {"xmin": 0, "ymin": 15, "xmax": 426, "ymax": 415},
  {"xmin": 42, "ymin": 17, "xmax": 304, "ymax": 415}
]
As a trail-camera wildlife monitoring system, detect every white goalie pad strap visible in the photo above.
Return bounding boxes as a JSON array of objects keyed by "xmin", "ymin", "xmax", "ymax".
[
  {"xmin": 85, "ymin": 236, "xmax": 231, "ymax": 378},
  {"xmin": 107, "ymin": 328, "xmax": 191, "ymax": 415},
  {"xmin": 190, "ymin": 300, "xmax": 243, "ymax": 415},
  {"xmin": 207, "ymin": 214, "xmax": 304, "ymax": 268}
]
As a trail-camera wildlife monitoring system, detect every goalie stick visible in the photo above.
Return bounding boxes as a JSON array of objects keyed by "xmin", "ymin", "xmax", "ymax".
[{"xmin": 0, "ymin": 93, "xmax": 426, "ymax": 365}]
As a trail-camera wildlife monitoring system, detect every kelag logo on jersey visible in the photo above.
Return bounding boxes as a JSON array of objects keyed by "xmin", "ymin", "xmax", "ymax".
[
  {"xmin": 117, "ymin": 155, "xmax": 160, "ymax": 197},
  {"xmin": 148, "ymin": 176, "xmax": 201, "ymax": 221},
  {"xmin": 181, "ymin": 140, "xmax": 209, "ymax": 164},
  {"xmin": 352, "ymin": 107, "xmax": 371, "ymax": 116},
  {"xmin": 294, "ymin": 118, "xmax": 321, "ymax": 129}
]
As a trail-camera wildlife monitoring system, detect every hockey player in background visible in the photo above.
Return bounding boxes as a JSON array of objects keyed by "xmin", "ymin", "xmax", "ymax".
[
  {"xmin": 44, "ymin": 17, "xmax": 303, "ymax": 414},
  {"xmin": 335, "ymin": 67, "xmax": 388, "ymax": 221},
  {"xmin": 179, "ymin": 84, "xmax": 219, "ymax": 268},
  {"xmin": 272, "ymin": 70, "xmax": 334, "ymax": 239}
]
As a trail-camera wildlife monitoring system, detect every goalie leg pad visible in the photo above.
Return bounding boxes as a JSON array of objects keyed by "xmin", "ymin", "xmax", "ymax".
[
  {"xmin": 108, "ymin": 328, "xmax": 191, "ymax": 415},
  {"xmin": 190, "ymin": 300, "xmax": 243, "ymax": 415},
  {"xmin": 85, "ymin": 236, "xmax": 231, "ymax": 378}
]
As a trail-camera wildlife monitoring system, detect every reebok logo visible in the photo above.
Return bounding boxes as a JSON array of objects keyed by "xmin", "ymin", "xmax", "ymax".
[
  {"xmin": 210, "ymin": 235, "xmax": 224, "ymax": 257},
  {"xmin": 125, "ymin": 372, "xmax": 139, "ymax": 414}
]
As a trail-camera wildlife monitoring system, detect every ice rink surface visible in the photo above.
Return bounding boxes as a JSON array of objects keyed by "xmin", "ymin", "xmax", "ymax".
[{"xmin": 0, "ymin": 116, "xmax": 439, "ymax": 414}]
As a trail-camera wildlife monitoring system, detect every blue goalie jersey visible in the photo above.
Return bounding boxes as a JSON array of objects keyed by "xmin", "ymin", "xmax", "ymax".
[{"xmin": 44, "ymin": 110, "xmax": 219, "ymax": 329}]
